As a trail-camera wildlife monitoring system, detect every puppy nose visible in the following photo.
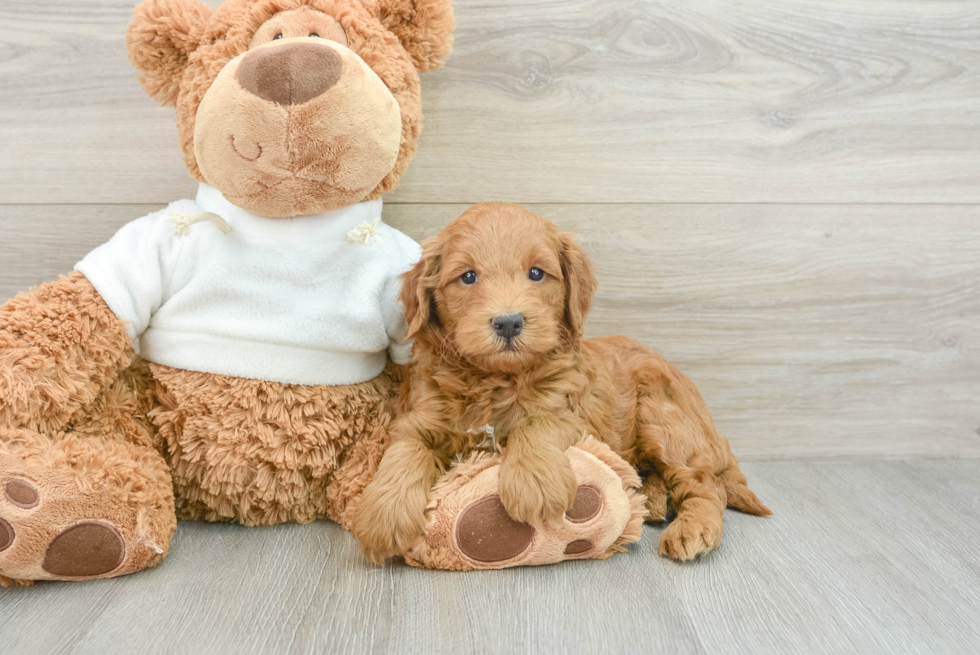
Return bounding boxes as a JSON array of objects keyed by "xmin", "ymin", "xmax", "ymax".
[
  {"xmin": 492, "ymin": 314, "xmax": 524, "ymax": 340},
  {"xmin": 237, "ymin": 42, "xmax": 343, "ymax": 106}
]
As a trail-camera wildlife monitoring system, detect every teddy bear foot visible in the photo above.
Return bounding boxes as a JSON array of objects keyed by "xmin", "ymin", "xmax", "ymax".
[
  {"xmin": 0, "ymin": 432, "xmax": 176, "ymax": 585},
  {"xmin": 403, "ymin": 437, "xmax": 647, "ymax": 570}
]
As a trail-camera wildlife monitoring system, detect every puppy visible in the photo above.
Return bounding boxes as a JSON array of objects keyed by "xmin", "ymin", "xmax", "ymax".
[{"xmin": 352, "ymin": 202, "xmax": 770, "ymax": 563}]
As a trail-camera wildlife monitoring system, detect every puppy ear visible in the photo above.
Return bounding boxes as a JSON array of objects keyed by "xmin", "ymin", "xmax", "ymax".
[
  {"xmin": 558, "ymin": 232, "xmax": 597, "ymax": 340},
  {"xmin": 375, "ymin": 0, "xmax": 455, "ymax": 72},
  {"xmin": 126, "ymin": 0, "xmax": 212, "ymax": 106},
  {"xmin": 402, "ymin": 235, "xmax": 443, "ymax": 340}
]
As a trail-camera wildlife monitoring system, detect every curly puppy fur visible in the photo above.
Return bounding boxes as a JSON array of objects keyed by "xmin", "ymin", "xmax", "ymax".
[{"xmin": 353, "ymin": 203, "xmax": 771, "ymax": 562}]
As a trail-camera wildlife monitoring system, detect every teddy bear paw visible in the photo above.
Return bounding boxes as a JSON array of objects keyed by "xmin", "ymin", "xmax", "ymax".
[
  {"xmin": 403, "ymin": 437, "xmax": 647, "ymax": 570},
  {"xmin": 0, "ymin": 439, "xmax": 175, "ymax": 584}
]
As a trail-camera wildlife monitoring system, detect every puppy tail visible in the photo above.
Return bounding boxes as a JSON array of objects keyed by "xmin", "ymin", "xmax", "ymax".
[{"xmin": 720, "ymin": 465, "xmax": 772, "ymax": 516}]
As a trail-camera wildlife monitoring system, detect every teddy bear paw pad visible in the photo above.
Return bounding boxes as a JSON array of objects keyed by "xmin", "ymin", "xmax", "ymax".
[
  {"xmin": 0, "ymin": 518, "xmax": 13, "ymax": 552},
  {"xmin": 455, "ymin": 495, "xmax": 535, "ymax": 563},
  {"xmin": 42, "ymin": 521, "xmax": 125, "ymax": 577},
  {"xmin": 563, "ymin": 539, "xmax": 593, "ymax": 555},
  {"xmin": 4, "ymin": 479, "xmax": 40, "ymax": 509},
  {"xmin": 565, "ymin": 485, "xmax": 602, "ymax": 523}
]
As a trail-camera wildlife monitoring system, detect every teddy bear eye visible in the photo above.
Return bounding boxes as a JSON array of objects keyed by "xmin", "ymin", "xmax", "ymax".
[
  {"xmin": 309, "ymin": 33, "xmax": 319, "ymax": 38},
  {"xmin": 461, "ymin": 271, "xmax": 478, "ymax": 285},
  {"xmin": 273, "ymin": 33, "xmax": 283, "ymax": 40},
  {"xmin": 528, "ymin": 267, "xmax": 544, "ymax": 281}
]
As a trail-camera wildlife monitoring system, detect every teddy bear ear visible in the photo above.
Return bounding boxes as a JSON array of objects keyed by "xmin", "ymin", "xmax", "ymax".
[
  {"xmin": 375, "ymin": 0, "xmax": 455, "ymax": 72},
  {"xmin": 126, "ymin": 0, "xmax": 213, "ymax": 106}
]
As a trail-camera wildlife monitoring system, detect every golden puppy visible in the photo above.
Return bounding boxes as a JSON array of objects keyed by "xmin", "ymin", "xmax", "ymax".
[{"xmin": 352, "ymin": 202, "xmax": 770, "ymax": 563}]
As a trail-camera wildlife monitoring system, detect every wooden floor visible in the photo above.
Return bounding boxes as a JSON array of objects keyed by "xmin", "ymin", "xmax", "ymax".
[
  {"xmin": 0, "ymin": 460, "xmax": 978, "ymax": 655},
  {"xmin": 1, "ymin": 0, "xmax": 979, "ymax": 653}
]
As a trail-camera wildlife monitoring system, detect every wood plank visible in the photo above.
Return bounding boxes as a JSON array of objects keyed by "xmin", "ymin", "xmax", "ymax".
[
  {"xmin": 677, "ymin": 459, "xmax": 980, "ymax": 654},
  {"xmin": 0, "ymin": 460, "xmax": 978, "ymax": 654},
  {"xmin": 0, "ymin": 204, "xmax": 162, "ymax": 297},
  {"xmin": 2, "ymin": 202, "xmax": 978, "ymax": 460},
  {"xmin": 1, "ymin": 0, "xmax": 979, "ymax": 204}
]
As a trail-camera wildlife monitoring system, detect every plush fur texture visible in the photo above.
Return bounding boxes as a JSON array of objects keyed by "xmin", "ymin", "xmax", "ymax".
[
  {"xmin": 403, "ymin": 437, "xmax": 647, "ymax": 571},
  {"xmin": 0, "ymin": 276, "xmax": 175, "ymax": 585},
  {"xmin": 191, "ymin": 22, "xmax": 402, "ymax": 215},
  {"xmin": 1, "ymin": 0, "xmax": 454, "ymax": 584},
  {"xmin": 151, "ymin": 361, "xmax": 400, "ymax": 527},
  {"xmin": 0, "ymin": 274, "xmax": 398, "ymax": 584},
  {"xmin": 126, "ymin": 0, "xmax": 453, "ymax": 216},
  {"xmin": 0, "ymin": 272, "xmax": 133, "ymax": 432},
  {"xmin": 2, "ymin": 0, "xmax": 642, "ymax": 583},
  {"xmin": 372, "ymin": 0, "xmax": 454, "ymax": 72},
  {"xmin": 353, "ymin": 203, "xmax": 771, "ymax": 563}
]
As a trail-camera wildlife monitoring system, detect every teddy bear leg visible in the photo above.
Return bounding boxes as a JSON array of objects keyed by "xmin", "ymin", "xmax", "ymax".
[
  {"xmin": 402, "ymin": 438, "xmax": 648, "ymax": 571},
  {"xmin": 150, "ymin": 361, "xmax": 401, "ymax": 528},
  {"xmin": 325, "ymin": 421, "xmax": 393, "ymax": 531},
  {"xmin": 0, "ymin": 365, "xmax": 176, "ymax": 585}
]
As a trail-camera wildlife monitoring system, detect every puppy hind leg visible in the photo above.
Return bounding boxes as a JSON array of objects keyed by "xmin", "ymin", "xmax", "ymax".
[
  {"xmin": 634, "ymin": 415, "xmax": 725, "ymax": 560},
  {"xmin": 656, "ymin": 461, "xmax": 726, "ymax": 561},
  {"xmin": 640, "ymin": 472, "xmax": 673, "ymax": 522},
  {"xmin": 719, "ymin": 460, "xmax": 772, "ymax": 516}
]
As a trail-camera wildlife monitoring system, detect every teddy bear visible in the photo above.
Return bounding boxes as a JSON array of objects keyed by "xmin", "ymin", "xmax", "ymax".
[{"xmin": 0, "ymin": 0, "xmax": 645, "ymax": 585}]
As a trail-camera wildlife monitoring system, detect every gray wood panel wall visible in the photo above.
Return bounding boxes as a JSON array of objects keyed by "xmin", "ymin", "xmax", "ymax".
[{"xmin": 1, "ymin": 0, "xmax": 978, "ymax": 460}]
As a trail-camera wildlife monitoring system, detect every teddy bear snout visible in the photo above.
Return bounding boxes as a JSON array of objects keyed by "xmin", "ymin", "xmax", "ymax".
[{"xmin": 237, "ymin": 42, "xmax": 343, "ymax": 106}]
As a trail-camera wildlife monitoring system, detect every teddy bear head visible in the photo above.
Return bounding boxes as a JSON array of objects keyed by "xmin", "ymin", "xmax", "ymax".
[{"xmin": 127, "ymin": 0, "xmax": 453, "ymax": 217}]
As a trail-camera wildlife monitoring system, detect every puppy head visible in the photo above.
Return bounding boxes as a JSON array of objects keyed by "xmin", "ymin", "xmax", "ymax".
[{"xmin": 402, "ymin": 202, "xmax": 597, "ymax": 373}]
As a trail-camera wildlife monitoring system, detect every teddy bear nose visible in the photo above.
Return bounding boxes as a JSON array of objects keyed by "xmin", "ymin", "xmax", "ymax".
[{"xmin": 237, "ymin": 42, "xmax": 343, "ymax": 106}]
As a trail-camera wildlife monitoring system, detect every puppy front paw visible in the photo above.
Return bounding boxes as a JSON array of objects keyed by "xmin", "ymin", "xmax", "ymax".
[
  {"xmin": 352, "ymin": 482, "xmax": 428, "ymax": 564},
  {"xmin": 498, "ymin": 453, "xmax": 578, "ymax": 530},
  {"xmin": 658, "ymin": 516, "xmax": 723, "ymax": 561}
]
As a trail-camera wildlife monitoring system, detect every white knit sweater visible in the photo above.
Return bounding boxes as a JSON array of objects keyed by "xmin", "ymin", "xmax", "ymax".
[{"xmin": 75, "ymin": 184, "xmax": 420, "ymax": 386}]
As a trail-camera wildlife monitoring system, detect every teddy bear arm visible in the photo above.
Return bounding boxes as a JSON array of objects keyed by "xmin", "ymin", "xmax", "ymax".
[{"xmin": 0, "ymin": 272, "xmax": 133, "ymax": 431}]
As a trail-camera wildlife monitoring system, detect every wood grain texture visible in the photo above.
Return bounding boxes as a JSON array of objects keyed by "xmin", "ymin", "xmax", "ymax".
[
  {"xmin": 1, "ymin": 1, "xmax": 978, "ymax": 650},
  {"xmin": 1, "ymin": 0, "xmax": 979, "ymax": 204},
  {"xmin": 3, "ymin": 203, "xmax": 978, "ymax": 460},
  {"xmin": 0, "ymin": 460, "xmax": 978, "ymax": 655}
]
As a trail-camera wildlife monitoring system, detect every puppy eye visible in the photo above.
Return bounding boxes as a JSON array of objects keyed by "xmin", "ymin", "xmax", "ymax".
[
  {"xmin": 528, "ymin": 267, "xmax": 545, "ymax": 282},
  {"xmin": 273, "ymin": 33, "xmax": 283, "ymax": 40},
  {"xmin": 461, "ymin": 271, "xmax": 478, "ymax": 285},
  {"xmin": 309, "ymin": 33, "xmax": 319, "ymax": 37}
]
